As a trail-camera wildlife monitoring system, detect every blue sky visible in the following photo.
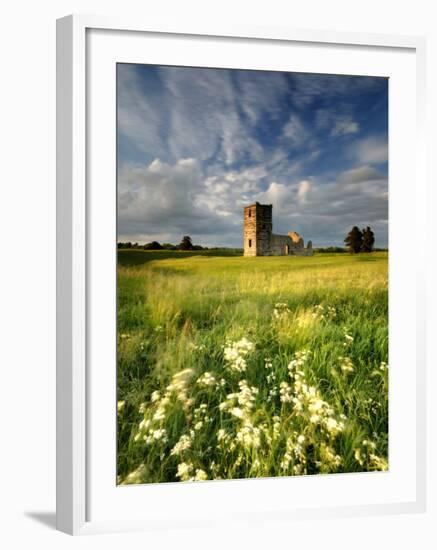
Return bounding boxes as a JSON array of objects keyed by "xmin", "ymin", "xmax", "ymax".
[{"xmin": 117, "ymin": 64, "xmax": 388, "ymax": 247}]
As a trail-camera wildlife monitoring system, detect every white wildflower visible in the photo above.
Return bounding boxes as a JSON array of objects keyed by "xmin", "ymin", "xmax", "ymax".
[
  {"xmin": 176, "ymin": 462, "xmax": 193, "ymax": 481},
  {"xmin": 231, "ymin": 407, "xmax": 244, "ymax": 418},
  {"xmin": 196, "ymin": 372, "xmax": 217, "ymax": 387},
  {"xmin": 194, "ymin": 469, "xmax": 208, "ymax": 481},
  {"xmin": 152, "ymin": 428, "xmax": 167, "ymax": 441},
  {"xmin": 170, "ymin": 434, "xmax": 192, "ymax": 456},
  {"xmin": 279, "ymin": 381, "xmax": 293, "ymax": 403},
  {"xmin": 223, "ymin": 338, "xmax": 254, "ymax": 373},
  {"xmin": 150, "ymin": 390, "xmax": 160, "ymax": 402}
]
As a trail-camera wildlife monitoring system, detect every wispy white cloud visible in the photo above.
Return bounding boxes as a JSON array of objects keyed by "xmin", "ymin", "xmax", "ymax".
[
  {"xmin": 118, "ymin": 66, "xmax": 168, "ymax": 158},
  {"xmin": 331, "ymin": 116, "xmax": 360, "ymax": 137},
  {"xmin": 339, "ymin": 165, "xmax": 383, "ymax": 184},
  {"xmin": 354, "ymin": 137, "xmax": 388, "ymax": 165},
  {"xmin": 282, "ymin": 114, "xmax": 308, "ymax": 146},
  {"xmin": 316, "ymin": 108, "xmax": 359, "ymax": 137}
]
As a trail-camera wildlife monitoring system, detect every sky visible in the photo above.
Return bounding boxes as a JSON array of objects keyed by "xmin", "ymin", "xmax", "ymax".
[{"xmin": 117, "ymin": 64, "xmax": 388, "ymax": 248}]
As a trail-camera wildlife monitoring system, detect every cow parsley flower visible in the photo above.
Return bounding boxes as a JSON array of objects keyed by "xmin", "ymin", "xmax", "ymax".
[{"xmin": 171, "ymin": 434, "xmax": 192, "ymax": 456}]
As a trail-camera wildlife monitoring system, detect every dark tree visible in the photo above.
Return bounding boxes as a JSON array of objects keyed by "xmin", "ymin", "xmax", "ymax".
[
  {"xmin": 344, "ymin": 226, "xmax": 363, "ymax": 254},
  {"xmin": 179, "ymin": 235, "xmax": 194, "ymax": 250},
  {"xmin": 362, "ymin": 226, "xmax": 375, "ymax": 253},
  {"xmin": 144, "ymin": 241, "xmax": 163, "ymax": 250}
]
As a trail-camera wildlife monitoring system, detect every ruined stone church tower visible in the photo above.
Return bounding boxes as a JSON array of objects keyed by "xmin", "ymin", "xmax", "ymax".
[{"xmin": 243, "ymin": 202, "xmax": 313, "ymax": 257}]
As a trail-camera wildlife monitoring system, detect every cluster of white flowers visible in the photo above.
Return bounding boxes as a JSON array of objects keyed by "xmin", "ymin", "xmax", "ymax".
[
  {"xmin": 175, "ymin": 462, "xmax": 208, "ymax": 482},
  {"xmin": 189, "ymin": 403, "xmax": 212, "ymax": 433},
  {"xmin": 219, "ymin": 380, "xmax": 259, "ymax": 415},
  {"xmin": 272, "ymin": 350, "xmax": 347, "ymax": 474},
  {"xmin": 124, "ymin": 320, "xmax": 387, "ymax": 483},
  {"xmin": 218, "ymin": 380, "xmax": 263, "ymax": 450},
  {"xmin": 280, "ymin": 432, "xmax": 307, "ymax": 474},
  {"xmin": 170, "ymin": 433, "xmax": 192, "ymax": 456},
  {"xmin": 354, "ymin": 439, "xmax": 388, "ymax": 471},
  {"xmin": 150, "ymin": 390, "xmax": 161, "ymax": 402},
  {"xmin": 120, "ymin": 463, "xmax": 147, "ymax": 485},
  {"xmin": 273, "ymin": 302, "xmax": 291, "ymax": 320},
  {"xmin": 217, "ymin": 428, "xmax": 228, "ymax": 442},
  {"xmin": 235, "ymin": 423, "xmax": 261, "ymax": 449},
  {"xmin": 317, "ymin": 442, "xmax": 342, "ymax": 471},
  {"xmin": 279, "ymin": 381, "xmax": 293, "ymax": 403},
  {"xmin": 196, "ymin": 371, "xmax": 217, "ymax": 387},
  {"xmin": 135, "ymin": 368, "xmax": 195, "ymax": 443},
  {"xmin": 288, "ymin": 351, "xmax": 345, "ymax": 437},
  {"xmin": 287, "ymin": 350, "xmax": 311, "ymax": 372},
  {"xmin": 223, "ymin": 337, "xmax": 255, "ymax": 373},
  {"xmin": 343, "ymin": 332, "xmax": 354, "ymax": 347},
  {"xmin": 165, "ymin": 368, "xmax": 195, "ymax": 406},
  {"xmin": 136, "ymin": 422, "xmax": 169, "ymax": 445},
  {"xmin": 311, "ymin": 304, "xmax": 336, "ymax": 321}
]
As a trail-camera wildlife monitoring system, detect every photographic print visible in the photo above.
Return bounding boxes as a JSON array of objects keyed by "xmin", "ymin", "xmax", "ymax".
[{"xmin": 116, "ymin": 64, "xmax": 388, "ymax": 484}]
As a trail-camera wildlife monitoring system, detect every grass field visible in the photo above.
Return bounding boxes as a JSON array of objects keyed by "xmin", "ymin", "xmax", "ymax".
[{"xmin": 117, "ymin": 250, "xmax": 388, "ymax": 484}]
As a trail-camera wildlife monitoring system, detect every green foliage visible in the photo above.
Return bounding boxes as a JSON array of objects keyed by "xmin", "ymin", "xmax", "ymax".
[
  {"xmin": 362, "ymin": 226, "xmax": 375, "ymax": 253},
  {"xmin": 344, "ymin": 226, "xmax": 376, "ymax": 254},
  {"xmin": 143, "ymin": 241, "xmax": 163, "ymax": 250},
  {"xmin": 117, "ymin": 252, "xmax": 388, "ymax": 484},
  {"xmin": 179, "ymin": 235, "xmax": 194, "ymax": 250},
  {"xmin": 344, "ymin": 226, "xmax": 364, "ymax": 254}
]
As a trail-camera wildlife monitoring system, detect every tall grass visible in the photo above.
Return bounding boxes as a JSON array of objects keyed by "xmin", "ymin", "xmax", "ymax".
[{"xmin": 117, "ymin": 251, "xmax": 388, "ymax": 484}]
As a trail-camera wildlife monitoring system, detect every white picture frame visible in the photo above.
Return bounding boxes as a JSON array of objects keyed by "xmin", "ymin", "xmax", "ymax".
[{"xmin": 56, "ymin": 14, "xmax": 427, "ymax": 535}]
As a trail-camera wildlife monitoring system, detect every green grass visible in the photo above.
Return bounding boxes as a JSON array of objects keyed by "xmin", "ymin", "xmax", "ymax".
[
  {"xmin": 117, "ymin": 248, "xmax": 242, "ymax": 266},
  {"xmin": 117, "ymin": 251, "xmax": 388, "ymax": 484}
]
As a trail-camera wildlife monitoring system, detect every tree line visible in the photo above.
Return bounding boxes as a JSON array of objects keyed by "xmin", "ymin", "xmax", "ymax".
[
  {"xmin": 118, "ymin": 235, "xmax": 201, "ymax": 251},
  {"xmin": 118, "ymin": 229, "xmax": 379, "ymax": 254}
]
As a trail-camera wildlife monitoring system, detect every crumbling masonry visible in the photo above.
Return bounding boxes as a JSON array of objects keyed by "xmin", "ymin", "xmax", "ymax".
[{"xmin": 243, "ymin": 202, "xmax": 313, "ymax": 257}]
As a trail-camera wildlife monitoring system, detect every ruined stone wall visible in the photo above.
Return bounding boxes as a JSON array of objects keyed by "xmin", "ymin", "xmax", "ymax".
[
  {"xmin": 270, "ymin": 233, "xmax": 292, "ymax": 255},
  {"xmin": 288, "ymin": 231, "xmax": 304, "ymax": 248},
  {"xmin": 243, "ymin": 203, "xmax": 272, "ymax": 256},
  {"xmin": 243, "ymin": 202, "xmax": 313, "ymax": 257},
  {"xmin": 243, "ymin": 205, "xmax": 257, "ymax": 257},
  {"xmin": 271, "ymin": 233, "xmax": 313, "ymax": 256},
  {"xmin": 255, "ymin": 204, "xmax": 273, "ymax": 255}
]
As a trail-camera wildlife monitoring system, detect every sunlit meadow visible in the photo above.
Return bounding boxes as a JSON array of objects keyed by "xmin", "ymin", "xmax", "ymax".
[{"xmin": 117, "ymin": 251, "xmax": 388, "ymax": 484}]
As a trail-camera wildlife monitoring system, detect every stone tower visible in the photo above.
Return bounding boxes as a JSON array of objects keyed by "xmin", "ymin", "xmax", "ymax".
[{"xmin": 243, "ymin": 202, "xmax": 272, "ymax": 256}]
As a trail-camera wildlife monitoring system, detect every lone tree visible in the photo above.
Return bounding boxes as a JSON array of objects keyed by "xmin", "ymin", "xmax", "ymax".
[
  {"xmin": 344, "ymin": 226, "xmax": 363, "ymax": 254},
  {"xmin": 144, "ymin": 241, "xmax": 163, "ymax": 250},
  {"xmin": 179, "ymin": 235, "xmax": 194, "ymax": 250},
  {"xmin": 362, "ymin": 226, "xmax": 375, "ymax": 253}
]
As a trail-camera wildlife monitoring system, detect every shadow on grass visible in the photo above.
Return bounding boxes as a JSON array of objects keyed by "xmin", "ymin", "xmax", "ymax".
[{"xmin": 118, "ymin": 249, "xmax": 243, "ymax": 267}]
